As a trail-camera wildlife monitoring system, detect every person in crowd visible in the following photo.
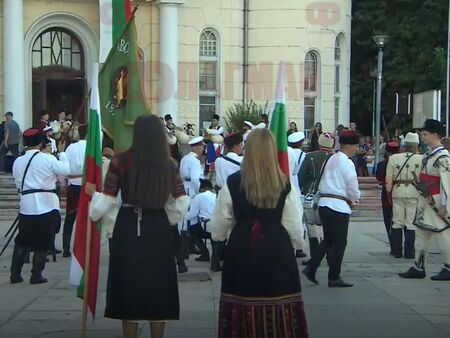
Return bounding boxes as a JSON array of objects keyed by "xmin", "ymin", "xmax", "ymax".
[
  {"xmin": 303, "ymin": 130, "xmax": 360, "ymax": 288},
  {"xmin": 185, "ymin": 179, "xmax": 218, "ymax": 266},
  {"xmin": 288, "ymin": 131, "xmax": 307, "ymax": 258},
  {"xmin": 298, "ymin": 132, "xmax": 335, "ymax": 266},
  {"xmin": 0, "ymin": 112, "xmax": 21, "ymax": 174},
  {"xmin": 334, "ymin": 124, "xmax": 345, "ymax": 151},
  {"xmin": 365, "ymin": 135, "xmax": 373, "ymax": 148},
  {"xmin": 350, "ymin": 121, "xmax": 358, "ymax": 131},
  {"xmin": 287, "ymin": 121, "xmax": 298, "ymax": 136},
  {"xmin": 204, "ymin": 114, "xmax": 224, "ymax": 175},
  {"xmin": 42, "ymin": 125, "xmax": 57, "ymax": 155},
  {"xmin": 38, "ymin": 110, "xmax": 51, "ymax": 131},
  {"xmin": 395, "ymin": 129, "xmax": 405, "ymax": 147},
  {"xmin": 310, "ymin": 122, "xmax": 323, "ymax": 151},
  {"xmin": 62, "ymin": 124, "xmax": 88, "ymax": 257},
  {"xmin": 356, "ymin": 136, "xmax": 369, "ymax": 176},
  {"xmin": 87, "ymin": 115, "xmax": 189, "ymax": 338},
  {"xmin": 215, "ymin": 132, "xmax": 244, "ymax": 189},
  {"xmin": 10, "ymin": 129, "xmax": 69, "ymax": 284},
  {"xmin": 385, "ymin": 132, "xmax": 422, "ymax": 259},
  {"xmin": 442, "ymin": 137, "xmax": 450, "ymax": 152},
  {"xmin": 243, "ymin": 120, "xmax": 253, "ymax": 142},
  {"xmin": 366, "ymin": 148, "xmax": 376, "ymax": 176},
  {"xmin": 375, "ymin": 141, "xmax": 400, "ymax": 256},
  {"xmin": 211, "ymin": 128, "xmax": 308, "ymax": 338},
  {"xmin": 260, "ymin": 113, "xmax": 269, "ymax": 126},
  {"xmin": 399, "ymin": 120, "xmax": 450, "ymax": 281}
]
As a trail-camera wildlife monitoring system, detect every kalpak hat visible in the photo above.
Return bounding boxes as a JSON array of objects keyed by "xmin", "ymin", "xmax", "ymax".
[
  {"xmin": 339, "ymin": 130, "xmax": 359, "ymax": 145},
  {"xmin": 318, "ymin": 132, "xmax": 335, "ymax": 149},
  {"xmin": 23, "ymin": 128, "xmax": 44, "ymax": 147},
  {"xmin": 224, "ymin": 132, "xmax": 243, "ymax": 148}
]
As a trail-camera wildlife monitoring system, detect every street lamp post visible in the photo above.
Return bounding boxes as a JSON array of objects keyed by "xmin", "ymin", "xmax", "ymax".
[{"xmin": 373, "ymin": 34, "xmax": 389, "ymax": 170}]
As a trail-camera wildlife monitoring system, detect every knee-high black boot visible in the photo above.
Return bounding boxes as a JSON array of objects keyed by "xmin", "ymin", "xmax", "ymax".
[
  {"xmin": 404, "ymin": 229, "xmax": 415, "ymax": 259},
  {"xmin": 10, "ymin": 244, "xmax": 27, "ymax": 284},
  {"xmin": 211, "ymin": 240, "xmax": 225, "ymax": 272},
  {"xmin": 30, "ymin": 251, "xmax": 48, "ymax": 284},
  {"xmin": 391, "ymin": 228, "xmax": 403, "ymax": 258}
]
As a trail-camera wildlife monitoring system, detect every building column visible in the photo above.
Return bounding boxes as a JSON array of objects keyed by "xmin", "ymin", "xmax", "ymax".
[
  {"xmin": 3, "ymin": 0, "xmax": 26, "ymax": 129},
  {"xmin": 158, "ymin": 0, "xmax": 185, "ymax": 124}
]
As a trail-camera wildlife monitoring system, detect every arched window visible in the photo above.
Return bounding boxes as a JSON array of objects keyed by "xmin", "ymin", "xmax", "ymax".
[
  {"xmin": 199, "ymin": 29, "xmax": 220, "ymax": 133},
  {"xmin": 32, "ymin": 28, "xmax": 83, "ymax": 70},
  {"xmin": 334, "ymin": 34, "xmax": 344, "ymax": 125},
  {"xmin": 304, "ymin": 51, "xmax": 319, "ymax": 132}
]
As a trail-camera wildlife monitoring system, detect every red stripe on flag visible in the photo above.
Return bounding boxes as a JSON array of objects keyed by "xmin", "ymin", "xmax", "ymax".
[
  {"xmin": 277, "ymin": 151, "xmax": 290, "ymax": 177},
  {"xmin": 125, "ymin": 0, "xmax": 132, "ymax": 21},
  {"xmin": 73, "ymin": 156, "xmax": 103, "ymax": 317}
]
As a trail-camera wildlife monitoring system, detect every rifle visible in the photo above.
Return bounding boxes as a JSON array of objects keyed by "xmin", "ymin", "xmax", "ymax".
[
  {"xmin": 0, "ymin": 219, "xmax": 18, "ymax": 257},
  {"xmin": 4, "ymin": 215, "xmax": 18, "ymax": 238},
  {"xmin": 411, "ymin": 172, "xmax": 450, "ymax": 233}
]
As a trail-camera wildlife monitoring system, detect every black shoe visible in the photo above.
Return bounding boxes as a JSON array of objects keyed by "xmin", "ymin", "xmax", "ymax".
[
  {"xmin": 302, "ymin": 259, "xmax": 311, "ymax": 266},
  {"xmin": 210, "ymin": 266, "xmax": 222, "ymax": 272},
  {"xmin": 296, "ymin": 250, "xmax": 307, "ymax": 258},
  {"xmin": 302, "ymin": 266, "xmax": 319, "ymax": 285},
  {"xmin": 10, "ymin": 275, "xmax": 24, "ymax": 284},
  {"xmin": 178, "ymin": 265, "xmax": 188, "ymax": 274},
  {"xmin": 30, "ymin": 275, "xmax": 48, "ymax": 284},
  {"xmin": 328, "ymin": 278, "xmax": 353, "ymax": 288},
  {"xmin": 430, "ymin": 269, "xmax": 450, "ymax": 281},
  {"xmin": 404, "ymin": 253, "xmax": 415, "ymax": 259},
  {"xmin": 62, "ymin": 251, "xmax": 71, "ymax": 258},
  {"xmin": 393, "ymin": 252, "xmax": 403, "ymax": 259},
  {"xmin": 399, "ymin": 266, "xmax": 426, "ymax": 279},
  {"xmin": 195, "ymin": 255, "xmax": 210, "ymax": 262}
]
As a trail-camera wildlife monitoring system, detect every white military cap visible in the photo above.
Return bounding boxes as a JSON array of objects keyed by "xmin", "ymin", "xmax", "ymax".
[
  {"xmin": 188, "ymin": 136, "xmax": 204, "ymax": 146},
  {"xmin": 288, "ymin": 131, "xmax": 305, "ymax": 144},
  {"xmin": 244, "ymin": 121, "xmax": 253, "ymax": 128},
  {"xmin": 404, "ymin": 132, "xmax": 419, "ymax": 145},
  {"xmin": 255, "ymin": 122, "xmax": 266, "ymax": 129}
]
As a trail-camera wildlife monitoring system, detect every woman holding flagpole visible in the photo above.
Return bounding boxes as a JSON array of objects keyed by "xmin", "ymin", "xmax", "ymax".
[
  {"xmin": 86, "ymin": 115, "xmax": 189, "ymax": 338},
  {"xmin": 210, "ymin": 128, "xmax": 309, "ymax": 338}
]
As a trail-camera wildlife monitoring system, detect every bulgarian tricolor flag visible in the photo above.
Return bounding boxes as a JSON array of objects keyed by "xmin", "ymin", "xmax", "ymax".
[
  {"xmin": 99, "ymin": 0, "xmax": 132, "ymax": 62},
  {"xmin": 69, "ymin": 63, "xmax": 103, "ymax": 318},
  {"xmin": 270, "ymin": 62, "xmax": 290, "ymax": 176}
]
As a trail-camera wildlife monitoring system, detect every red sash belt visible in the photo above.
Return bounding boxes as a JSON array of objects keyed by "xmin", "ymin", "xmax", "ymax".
[{"xmin": 419, "ymin": 173, "xmax": 441, "ymax": 195}]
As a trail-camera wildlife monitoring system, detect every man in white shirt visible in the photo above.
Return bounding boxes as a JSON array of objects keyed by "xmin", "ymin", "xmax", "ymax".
[
  {"xmin": 243, "ymin": 121, "xmax": 253, "ymax": 142},
  {"xmin": 179, "ymin": 136, "xmax": 205, "ymax": 197},
  {"xmin": 62, "ymin": 124, "xmax": 87, "ymax": 257},
  {"xmin": 10, "ymin": 128, "xmax": 69, "ymax": 284},
  {"xmin": 303, "ymin": 130, "xmax": 360, "ymax": 288},
  {"xmin": 186, "ymin": 179, "xmax": 216, "ymax": 262},
  {"xmin": 215, "ymin": 132, "xmax": 244, "ymax": 188},
  {"xmin": 287, "ymin": 131, "xmax": 307, "ymax": 258}
]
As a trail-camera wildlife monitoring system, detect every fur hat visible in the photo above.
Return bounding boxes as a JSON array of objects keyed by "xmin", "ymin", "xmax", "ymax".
[
  {"xmin": 318, "ymin": 132, "xmax": 335, "ymax": 149},
  {"xmin": 339, "ymin": 130, "xmax": 359, "ymax": 145},
  {"xmin": 385, "ymin": 141, "xmax": 400, "ymax": 154},
  {"xmin": 23, "ymin": 128, "xmax": 44, "ymax": 147},
  {"xmin": 422, "ymin": 119, "xmax": 446, "ymax": 137},
  {"xmin": 224, "ymin": 132, "xmax": 243, "ymax": 149}
]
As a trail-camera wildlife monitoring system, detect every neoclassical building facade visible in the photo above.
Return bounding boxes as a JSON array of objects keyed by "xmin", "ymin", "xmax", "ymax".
[{"xmin": 0, "ymin": 0, "xmax": 352, "ymax": 136}]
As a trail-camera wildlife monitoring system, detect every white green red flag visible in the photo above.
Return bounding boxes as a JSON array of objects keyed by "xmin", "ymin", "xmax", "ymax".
[
  {"xmin": 69, "ymin": 63, "xmax": 103, "ymax": 318},
  {"xmin": 270, "ymin": 62, "xmax": 290, "ymax": 176},
  {"xmin": 99, "ymin": 0, "xmax": 132, "ymax": 62}
]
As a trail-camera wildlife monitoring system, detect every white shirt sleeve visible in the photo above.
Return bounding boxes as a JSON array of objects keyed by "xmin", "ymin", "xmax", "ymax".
[
  {"xmin": 210, "ymin": 126, "xmax": 224, "ymax": 135},
  {"xmin": 50, "ymin": 152, "xmax": 70, "ymax": 176},
  {"xmin": 90, "ymin": 191, "xmax": 117, "ymax": 222},
  {"xmin": 186, "ymin": 194, "xmax": 201, "ymax": 222},
  {"xmin": 165, "ymin": 194, "xmax": 190, "ymax": 225},
  {"xmin": 281, "ymin": 188, "xmax": 306, "ymax": 249},
  {"xmin": 344, "ymin": 160, "xmax": 360, "ymax": 203},
  {"xmin": 211, "ymin": 183, "xmax": 235, "ymax": 241}
]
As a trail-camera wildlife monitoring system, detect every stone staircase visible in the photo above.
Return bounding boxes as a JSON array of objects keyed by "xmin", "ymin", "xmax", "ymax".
[
  {"xmin": 351, "ymin": 176, "xmax": 383, "ymax": 222},
  {"xmin": 0, "ymin": 174, "xmax": 66, "ymax": 221}
]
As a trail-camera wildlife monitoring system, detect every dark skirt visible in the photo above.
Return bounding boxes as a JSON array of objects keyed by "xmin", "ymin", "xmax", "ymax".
[
  {"xmin": 66, "ymin": 185, "xmax": 81, "ymax": 214},
  {"xmin": 219, "ymin": 221, "xmax": 308, "ymax": 338},
  {"xmin": 105, "ymin": 207, "xmax": 180, "ymax": 321}
]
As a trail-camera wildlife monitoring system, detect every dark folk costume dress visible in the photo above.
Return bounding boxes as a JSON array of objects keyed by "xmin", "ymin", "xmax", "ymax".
[
  {"xmin": 218, "ymin": 173, "xmax": 308, "ymax": 338},
  {"xmin": 101, "ymin": 151, "xmax": 186, "ymax": 321}
]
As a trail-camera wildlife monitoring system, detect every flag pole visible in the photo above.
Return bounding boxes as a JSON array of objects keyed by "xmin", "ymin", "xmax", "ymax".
[{"xmin": 81, "ymin": 201, "xmax": 93, "ymax": 338}]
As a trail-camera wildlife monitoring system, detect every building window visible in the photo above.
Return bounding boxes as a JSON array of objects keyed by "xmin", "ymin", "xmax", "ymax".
[
  {"xmin": 334, "ymin": 35, "xmax": 343, "ymax": 94},
  {"xmin": 304, "ymin": 97, "xmax": 316, "ymax": 134},
  {"xmin": 304, "ymin": 52, "xmax": 317, "ymax": 93},
  {"xmin": 32, "ymin": 28, "xmax": 83, "ymax": 70},
  {"xmin": 304, "ymin": 51, "xmax": 319, "ymax": 131},
  {"xmin": 334, "ymin": 97, "xmax": 340, "ymax": 126},
  {"xmin": 199, "ymin": 29, "xmax": 220, "ymax": 133}
]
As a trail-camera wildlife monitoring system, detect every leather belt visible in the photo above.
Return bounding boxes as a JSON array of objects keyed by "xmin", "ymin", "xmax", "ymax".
[
  {"xmin": 21, "ymin": 189, "xmax": 57, "ymax": 196},
  {"xmin": 320, "ymin": 193, "xmax": 351, "ymax": 205},
  {"xmin": 394, "ymin": 180, "xmax": 414, "ymax": 185},
  {"xmin": 184, "ymin": 178, "xmax": 191, "ymax": 182}
]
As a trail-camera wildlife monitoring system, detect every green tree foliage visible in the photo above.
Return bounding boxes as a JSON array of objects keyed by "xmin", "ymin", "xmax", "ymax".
[
  {"xmin": 351, "ymin": 0, "xmax": 448, "ymax": 135},
  {"xmin": 224, "ymin": 100, "xmax": 268, "ymax": 133}
]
